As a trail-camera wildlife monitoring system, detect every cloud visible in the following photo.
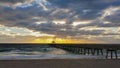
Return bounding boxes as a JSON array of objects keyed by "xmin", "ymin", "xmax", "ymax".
[
  {"xmin": 0, "ymin": 35, "xmax": 37, "ymax": 43},
  {"xmin": 0, "ymin": 0, "xmax": 33, "ymax": 8},
  {"xmin": 0, "ymin": 0, "xmax": 31, "ymax": 3},
  {"xmin": 47, "ymin": 0, "xmax": 120, "ymax": 21},
  {"xmin": 0, "ymin": 25, "xmax": 55, "ymax": 37},
  {"xmin": 0, "ymin": 0, "xmax": 120, "ymax": 43}
]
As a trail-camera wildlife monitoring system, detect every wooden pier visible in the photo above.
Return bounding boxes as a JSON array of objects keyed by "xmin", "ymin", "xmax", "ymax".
[
  {"xmin": 49, "ymin": 44, "xmax": 120, "ymax": 59},
  {"xmin": 0, "ymin": 44, "xmax": 119, "ymax": 59}
]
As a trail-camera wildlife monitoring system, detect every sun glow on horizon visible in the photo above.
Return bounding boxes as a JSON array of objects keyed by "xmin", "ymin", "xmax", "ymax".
[{"xmin": 31, "ymin": 38, "xmax": 98, "ymax": 44}]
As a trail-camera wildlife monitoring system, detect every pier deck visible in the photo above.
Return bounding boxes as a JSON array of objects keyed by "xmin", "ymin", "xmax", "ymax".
[{"xmin": 49, "ymin": 44, "xmax": 120, "ymax": 59}]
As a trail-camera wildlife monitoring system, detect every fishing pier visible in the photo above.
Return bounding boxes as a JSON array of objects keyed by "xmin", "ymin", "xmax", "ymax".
[{"xmin": 49, "ymin": 44, "xmax": 120, "ymax": 59}]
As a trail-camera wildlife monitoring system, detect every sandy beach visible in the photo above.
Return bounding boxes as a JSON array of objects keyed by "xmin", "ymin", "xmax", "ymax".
[{"xmin": 0, "ymin": 59, "xmax": 120, "ymax": 68}]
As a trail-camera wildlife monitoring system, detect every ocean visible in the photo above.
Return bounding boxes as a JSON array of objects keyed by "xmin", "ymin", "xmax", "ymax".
[{"xmin": 0, "ymin": 44, "xmax": 119, "ymax": 60}]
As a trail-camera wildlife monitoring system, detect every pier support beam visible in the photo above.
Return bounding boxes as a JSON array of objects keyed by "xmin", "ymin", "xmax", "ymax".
[
  {"xmin": 91, "ymin": 49, "xmax": 103, "ymax": 56},
  {"xmin": 106, "ymin": 49, "xmax": 118, "ymax": 59},
  {"xmin": 49, "ymin": 44, "xmax": 119, "ymax": 59}
]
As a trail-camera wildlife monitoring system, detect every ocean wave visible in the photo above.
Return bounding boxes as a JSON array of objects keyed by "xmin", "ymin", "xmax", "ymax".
[{"xmin": 0, "ymin": 47, "xmax": 69, "ymax": 56}]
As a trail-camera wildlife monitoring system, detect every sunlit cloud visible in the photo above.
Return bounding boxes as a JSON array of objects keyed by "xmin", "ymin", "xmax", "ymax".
[
  {"xmin": 35, "ymin": 0, "xmax": 52, "ymax": 11},
  {"xmin": 35, "ymin": 21, "xmax": 47, "ymax": 25},
  {"xmin": 52, "ymin": 20, "xmax": 66, "ymax": 25},
  {"xmin": 72, "ymin": 21, "xmax": 91, "ymax": 26},
  {"xmin": 100, "ymin": 6, "xmax": 120, "ymax": 20},
  {"xmin": 0, "ymin": 0, "xmax": 120, "ymax": 43},
  {"xmin": 0, "ymin": 25, "xmax": 55, "ymax": 37}
]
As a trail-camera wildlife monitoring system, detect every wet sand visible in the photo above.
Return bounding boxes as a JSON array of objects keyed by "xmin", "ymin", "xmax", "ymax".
[{"xmin": 0, "ymin": 59, "xmax": 120, "ymax": 68}]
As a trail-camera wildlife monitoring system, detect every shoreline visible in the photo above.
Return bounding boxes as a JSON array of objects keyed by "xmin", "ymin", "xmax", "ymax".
[{"xmin": 0, "ymin": 59, "xmax": 120, "ymax": 68}]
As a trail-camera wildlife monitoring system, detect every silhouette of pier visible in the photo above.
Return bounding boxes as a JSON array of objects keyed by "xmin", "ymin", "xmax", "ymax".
[
  {"xmin": 49, "ymin": 44, "xmax": 120, "ymax": 59},
  {"xmin": 0, "ymin": 43, "xmax": 119, "ymax": 59}
]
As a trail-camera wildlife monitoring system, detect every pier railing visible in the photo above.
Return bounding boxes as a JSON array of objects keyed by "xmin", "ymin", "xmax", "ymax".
[{"xmin": 49, "ymin": 44, "xmax": 120, "ymax": 59}]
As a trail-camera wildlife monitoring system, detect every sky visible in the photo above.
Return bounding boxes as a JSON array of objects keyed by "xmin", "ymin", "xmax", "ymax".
[{"xmin": 0, "ymin": 0, "xmax": 120, "ymax": 43}]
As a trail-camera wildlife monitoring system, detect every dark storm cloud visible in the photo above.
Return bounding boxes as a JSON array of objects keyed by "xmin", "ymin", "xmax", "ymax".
[
  {"xmin": 1, "ymin": 0, "xmax": 120, "ymax": 22},
  {"xmin": 104, "ymin": 11, "xmax": 120, "ymax": 24},
  {"xmin": 31, "ymin": 22, "xmax": 105, "ymax": 36},
  {"xmin": 48, "ymin": 0, "xmax": 119, "ymax": 11},
  {"xmin": 0, "ymin": 0, "xmax": 120, "ymax": 38},
  {"xmin": 47, "ymin": 0, "xmax": 120, "ymax": 21},
  {"xmin": 97, "ymin": 23, "xmax": 120, "ymax": 27},
  {"xmin": 0, "ymin": 2, "xmax": 44, "ymax": 25},
  {"xmin": 0, "ymin": 0, "xmax": 30, "ymax": 3},
  {"xmin": 75, "ymin": 20, "xmax": 120, "ymax": 28}
]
